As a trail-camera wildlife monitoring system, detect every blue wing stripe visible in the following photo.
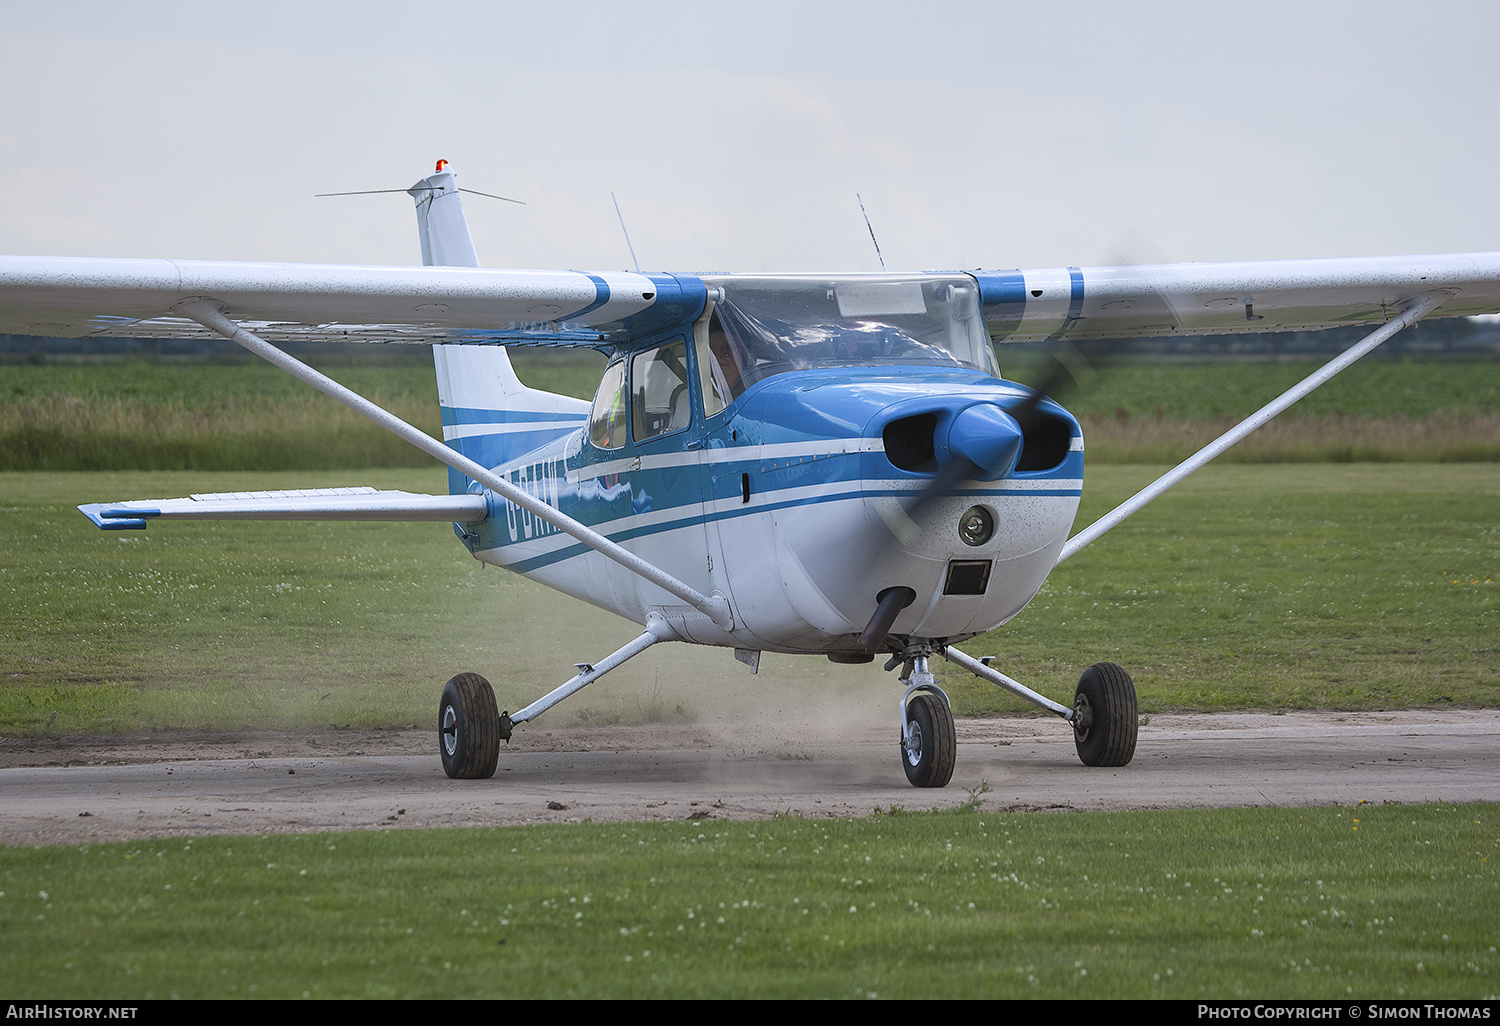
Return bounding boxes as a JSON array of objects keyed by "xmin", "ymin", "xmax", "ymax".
[{"xmin": 558, "ymin": 274, "xmax": 612, "ymax": 322}]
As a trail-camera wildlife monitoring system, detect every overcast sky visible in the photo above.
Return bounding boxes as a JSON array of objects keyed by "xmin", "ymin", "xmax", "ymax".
[{"xmin": 2, "ymin": 1, "xmax": 1498, "ymax": 273}]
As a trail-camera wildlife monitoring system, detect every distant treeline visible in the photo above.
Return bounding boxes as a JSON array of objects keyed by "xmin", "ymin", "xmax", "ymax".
[
  {"xmin": 3, "ymin": 314, "xmax": 1499, "ymax": 363},
  {"xmin": 1, "ymin": 334, "xmax": 448, "ymax": 364},
  {"xmin": 1006, "ymin": 315, "xmax": 1500, "ymax": 357}
]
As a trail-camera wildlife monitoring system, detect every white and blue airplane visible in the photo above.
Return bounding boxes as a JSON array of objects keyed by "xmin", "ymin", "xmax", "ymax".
[{"xmin": 4, "ymin": 161, "xmax": 1499, "ymax": 786}]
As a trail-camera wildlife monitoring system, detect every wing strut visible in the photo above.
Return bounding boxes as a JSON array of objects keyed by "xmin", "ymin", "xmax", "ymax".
[
  {"xmin": 504, "ymin": 613, "xmax": 677, "ymax": 733},
  {"xmin": 175, "ymin": 300, "xmax": 734, "ymax": 631},
  {"xmin": 1053, "ymin": 291, "xmax": 1449, "ymax": 565},
  {"xmin": 942, "ymin": 643, "xmax": 1073, "ymax": 719}
]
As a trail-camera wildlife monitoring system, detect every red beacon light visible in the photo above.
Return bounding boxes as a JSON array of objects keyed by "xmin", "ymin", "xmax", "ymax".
[{"xmin": 435, "ymin": 159, "xmax": 448, "ymax": 172}]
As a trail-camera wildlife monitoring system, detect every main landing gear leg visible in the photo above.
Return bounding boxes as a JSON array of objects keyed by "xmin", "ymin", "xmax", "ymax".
[
  {"xmin": 437, "ymin": 612, "xmax": 679, "ymax": 779},
  {"xmin": 941, "ymin": 645, "xmax": 1138, "ymax": 768}
]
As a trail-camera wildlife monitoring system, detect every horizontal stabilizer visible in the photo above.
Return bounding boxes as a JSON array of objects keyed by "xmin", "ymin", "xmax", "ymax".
[{"xmin": 78, "ymin": 486, "xmax": 488, "ymax": 531}]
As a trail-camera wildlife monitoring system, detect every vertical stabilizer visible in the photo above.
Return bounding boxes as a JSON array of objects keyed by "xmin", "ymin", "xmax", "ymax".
[
  {"xmin": 413, "ymin": 161, "xmax": 590, "ymax": 494},
  {"xmin": 409, "ymin": 161, "xmax": 480, "ymax": 268}
]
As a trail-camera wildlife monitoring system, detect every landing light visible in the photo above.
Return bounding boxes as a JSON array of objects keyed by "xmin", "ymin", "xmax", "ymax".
[{"xmin": 959, "ymin": 505, "xmax": 994, "ymax": 546}]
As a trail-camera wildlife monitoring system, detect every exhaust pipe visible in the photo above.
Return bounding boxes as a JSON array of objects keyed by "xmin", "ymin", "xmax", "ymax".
[{"xmin": 858, "ymin": 586, "xmax": 917, "ymax": 653}]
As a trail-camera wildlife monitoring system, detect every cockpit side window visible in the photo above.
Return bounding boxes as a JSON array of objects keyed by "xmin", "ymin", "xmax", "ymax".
[
  {"xmin": 588, "ymin": 357, "xmax": 629, "ymax": 450},
  {"xmin": 631, "ymin": 339, "xmax": 691, "ymax": 442}
]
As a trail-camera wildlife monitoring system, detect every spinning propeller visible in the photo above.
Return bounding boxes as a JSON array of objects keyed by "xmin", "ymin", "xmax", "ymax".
[
  {"xmin": 906, "ymin": 341, "xmax": 1094, "ymax": 516},
  {"xmin": 858, "ymin": 342, "xmax": 1097, "ymax": 655}
]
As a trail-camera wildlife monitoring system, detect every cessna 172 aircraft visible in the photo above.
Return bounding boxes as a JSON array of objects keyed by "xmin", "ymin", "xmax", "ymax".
[{"xmin": 4, "ymin": 162, "xmax": 1499, "ymax": 787}]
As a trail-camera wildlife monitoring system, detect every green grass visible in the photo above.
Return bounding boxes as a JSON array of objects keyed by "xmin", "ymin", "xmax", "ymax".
[
  {"xmin": 1004, "ymin": 355, "xmax": 1500, "ymax": 420},
  {"xmin": 0, "ymin": 350, "xmax": 602, "ymax": 404},
  {"xmin": 1, "ymin": 355, "xmax": 1496, "ymax": 469},
  {"xmin": 1, "ymin": 803, "xmax": 1494, "ymax": 998},
  {"xmin": 0, "ymin": 352, "xmax": 605, "ymax": 471},
  {"xmin": 955, "ymin": 463, "xmax": 1499, "ymax": 714},
  {"xmin": 1, "ymin": 463, "xmax": 1495, "ymax": 735},
  {"xmin": 7, "ymin": 353, "xmax": 1493, "ymax": 417},
  {"xmin": 0, "ymin": 468, "xmax": 871, "ymax": 734}
]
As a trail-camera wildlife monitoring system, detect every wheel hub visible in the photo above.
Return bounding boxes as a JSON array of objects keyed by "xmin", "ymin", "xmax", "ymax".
[
  {"xmin": 904, "ymin": 718, "xmax": 924, "ymax": 767},
  {"xmin": 1072, "ymin": 692, "xmax": 1094, "ymax": 742},
  {"xmin": 442, "ymin": 705, "xmax": 459, "ymax": 756}
]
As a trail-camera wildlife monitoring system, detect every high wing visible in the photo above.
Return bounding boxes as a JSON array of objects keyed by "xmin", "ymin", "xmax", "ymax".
[
  {"xmin": 977, "ymin": 252, "xmax": 1500, "ymax": 341},
  {"xmin": 0, "ymin": 256, "xmax": 668, "ymax": 344},
  {"xmin": 4, "ymin": 251, "xmax": 1500, "ymax": 345},
  {"xmin": 77, "ymin": 487, "xmax": 488, "ymax": 531}
]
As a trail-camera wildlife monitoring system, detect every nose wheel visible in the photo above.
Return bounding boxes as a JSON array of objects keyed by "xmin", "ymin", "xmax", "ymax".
[{"xmin": 901, "ymin": 691, "xmax": 956, "ymax": 788}]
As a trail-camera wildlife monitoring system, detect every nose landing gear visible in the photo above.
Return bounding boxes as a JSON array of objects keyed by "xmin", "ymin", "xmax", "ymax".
[{"xmin": 896, "ymin": 648, "xmax": 956, "ymax": 788}]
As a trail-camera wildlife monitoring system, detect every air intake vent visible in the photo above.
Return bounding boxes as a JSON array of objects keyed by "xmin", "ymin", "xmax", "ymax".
[
  {"xmin": 943, "ymin": 559, "xmax": 992, "ymax": 595},
  {"xmin": 882, "ymin": 413, "xmax": 937, "ymax": 473},
  {"xmin": 1016, "ymin": 413, "xmax": 1072, "ymax": 472}
]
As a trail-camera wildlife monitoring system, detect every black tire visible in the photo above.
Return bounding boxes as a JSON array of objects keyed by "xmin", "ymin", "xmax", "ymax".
[
  {"xmin": 438, "ymin": 672, "xmax": 501, "ymax": 779},
  {"xmin": 1072, "ymin": 662, "xmax": 1137, "ymax": 767},
  {"xmin": 901, "ymin": 692, "xmax": 956, "ymax": 788}
]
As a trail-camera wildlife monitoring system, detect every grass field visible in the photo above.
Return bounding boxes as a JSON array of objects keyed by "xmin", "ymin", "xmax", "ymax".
[
  {"xmin": 1, "ymin": 803, "xmax": 1494, "ymax": 999},
  {"xmin": 2, "ymin": 462, "xmax": 1494, "ymax": 735},
  {"xmin": 3, "ymin": 355, "xmax": 1498, "ymax": 469},
  {"xmin": 2, "ymin": 360, "xmax": 1496, "ymax": 1001},
  {"xmin": 0, "ymin": 352, "xmax": 601, "ymax": 471}
]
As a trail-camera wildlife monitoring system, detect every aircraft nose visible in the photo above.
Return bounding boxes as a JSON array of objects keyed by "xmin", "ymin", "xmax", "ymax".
[{"xmin": 943, "ymin": 402, "xmax": 1023, "ymax": 480}]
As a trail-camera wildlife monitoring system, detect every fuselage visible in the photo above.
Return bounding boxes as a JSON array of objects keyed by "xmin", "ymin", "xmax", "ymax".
[{"xmin": 449, "ymin": 273, "xmax": 1084, "ymax": 657}]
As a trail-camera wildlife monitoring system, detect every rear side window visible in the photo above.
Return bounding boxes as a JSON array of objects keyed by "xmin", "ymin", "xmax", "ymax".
[{"xmin": 589, "ymin": 358, "xmax": 629, "ymax": 449}]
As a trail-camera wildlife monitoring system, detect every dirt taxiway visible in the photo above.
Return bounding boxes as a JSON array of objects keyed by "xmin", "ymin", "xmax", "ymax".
[{"xmin": 1, "ymin": 709, "xmax": 1496, "ymax": 845}]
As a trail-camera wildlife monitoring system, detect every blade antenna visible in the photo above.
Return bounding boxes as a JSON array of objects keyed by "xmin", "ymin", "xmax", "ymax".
[
  {"xmin": 611, "ymin": 192, "xmax": 641, "ymax": 273},
  {"xmin": 857, "ymin": 193, "xmax": 886, "ymax": 271}
]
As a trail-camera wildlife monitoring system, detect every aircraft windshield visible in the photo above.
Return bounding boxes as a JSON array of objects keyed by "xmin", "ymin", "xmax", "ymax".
[{"xmin": 698, "ymin": 274, "xmax": 997, "ymax": 401}]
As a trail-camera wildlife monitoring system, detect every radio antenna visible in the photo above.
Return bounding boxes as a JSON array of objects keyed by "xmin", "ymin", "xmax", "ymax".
[
  {"xmin": 316, "ymin": 187, "xmax": 525, "ymax": 205},
  {"xmin": 856, "ymin": 193, "xmax": 886, "ymax": 271},
  {"xmin": 611, "ymin": 192, "xmax": 642, "ymax": 273}
]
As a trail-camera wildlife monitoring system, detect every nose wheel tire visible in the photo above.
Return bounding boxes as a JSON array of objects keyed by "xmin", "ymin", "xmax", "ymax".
[
  {"xmin": 1072, "ymin": 662, "xmax": 1138, "ymax": 767},
  {"xmin": 439, "ymin": 672, "xmax": 501, "ymax": 779},
  {"xmin": 901, "ymin": 692, "xmax": 956, "ymax": 788}
]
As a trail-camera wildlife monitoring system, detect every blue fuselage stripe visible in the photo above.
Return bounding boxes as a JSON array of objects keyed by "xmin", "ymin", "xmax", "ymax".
[
  {"xmin": 488, "ymin": 480, "xmax": 1082, "ymax": 575},
  {"xmin": 441, "ymin": 406, "xmax": 587, "ymax": 427}
]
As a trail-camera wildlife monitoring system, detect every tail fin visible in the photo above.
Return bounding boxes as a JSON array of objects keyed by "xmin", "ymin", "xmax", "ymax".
[
  {"xmin": 408, "ymin": 161, "xmax": 480, "ymax": 268},
  {"xmin": 411, "ymin": 162, "xmax": 590, "ymax": 493},
  {"xmin": 434, "ymin": 349, "xmax": 589, "ymax": 494}
]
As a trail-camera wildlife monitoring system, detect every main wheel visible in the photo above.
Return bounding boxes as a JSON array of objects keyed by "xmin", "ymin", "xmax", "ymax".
[
  {"xmin": 901, "ymin": 692, "xmax": 956, "ymax": 788},
  {"xmin": 1072, "ymin": 662, "xmax": 1137, "ymax": 767},
  {"xmin": 438, "ymin": 672, "xmax": 501, "ymax": 779}
]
